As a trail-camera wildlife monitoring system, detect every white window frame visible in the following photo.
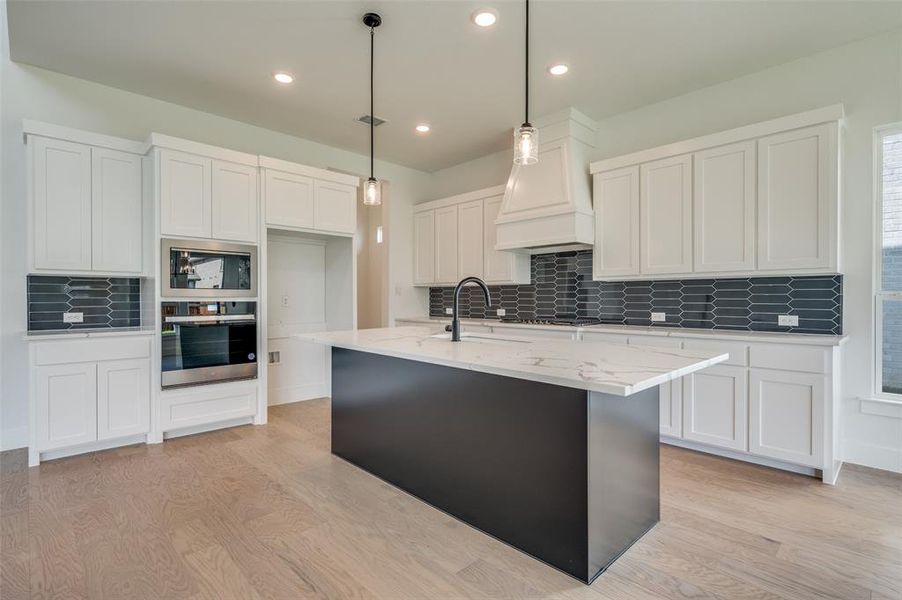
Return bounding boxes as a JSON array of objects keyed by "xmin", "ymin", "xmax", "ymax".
[{"xmin": 873, "ymin": 123, "xmax": 902, "ymax": 403}]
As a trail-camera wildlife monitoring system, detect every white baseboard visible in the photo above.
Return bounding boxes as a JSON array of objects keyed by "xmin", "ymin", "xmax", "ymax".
[
  {"xmin": 163, "ymin": 416, "xmax": 255, "ymax": 440},
  {"xmin": 267, "ymin": 383, "xmax": 328, "ymax": 406},
  {"xmin": 37, "ymin": 433, "xmax": 148, "ymax": 463},
  {"xmin": 842, "ymin": 439, "xmax": 902, "ymax": 474},
  {"xmin": 1, "ymin": 426, "xmax": 28, "ymax": 452},
  {"xmin": 661, "ymin": 436, "xmax": 820, "ymax": 478}
]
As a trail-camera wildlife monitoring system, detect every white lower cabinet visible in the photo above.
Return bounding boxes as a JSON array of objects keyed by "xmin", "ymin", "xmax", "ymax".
[
  {"xmin": 659, "ymin": 379, "xmax": 682, "ymax": 438},
  {"xmin": 681, "ymin": 365, "xmax": 748, "ymax": 452},
  {"xmin": 35, "ymin": 362, "xmax": 98, "ymax": 452},
  {"xmin": 30, "ymin": 336, "xmax": 152, "ymax": 465},
  {"xmin": 749, "ymin": 369, "xmax": 824, "ymax": 468},
  {"xmin": 160, "ymin": 383, "xmax": 257, "ymax": 431},
  {"xmin": 97, "ymin": 359, "xmax": 151, "ymax": 440}
]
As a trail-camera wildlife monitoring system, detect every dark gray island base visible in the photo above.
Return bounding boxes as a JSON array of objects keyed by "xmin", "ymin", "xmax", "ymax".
[{"xmin": 330, "ymin": 347, "xmax": 660, "ymax": 583}]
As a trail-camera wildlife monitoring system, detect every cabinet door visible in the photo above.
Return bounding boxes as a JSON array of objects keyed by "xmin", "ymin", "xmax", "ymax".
[
  {"xmin": 749, "ymin": 369, "xmax": 824, "ymax": 467},
  {"xmin": 757, "ymin": 123, "xmax": 835, "ymax": 271},
  {"xmin": 211, "ymin": 160, "xmax": 258, "ymax": 243},
  {"xmin": 31, "ymin": 137, "xmax": 92, "ymax": 271},
  {"xmin": 659, "ymin": 379, "xmax": 683, "ymax": 438},
  {"xmin": 160, "ymin": 149, "xmax": 212, "ymax": 238},
  {"xmin": 313, "ymin": 180, "xmax": 356, "ymax": 234},
  {"xmin": 682, "ymin": 365, "xmax": 748, "ymax": 451},
  {"xmin": 458, "ymin": 200, "xmax": 484, "ymax": 279},
  {"xmin": 264, "ymin": 169, "xmax": 314, "ymax": 229},
  {"xmin": 413, "ymin": 211, "xmax": 435, "ymax": 285},
  {"xmin": 693, "ymin": 141, "xmax": 756, "ymax": 273},
  {"xmin": 483, "ymin": 195, "xmax": 529, "ymax": 284},
  {"xmin": 640, "ymin": 155, "xmax": 693, "ymax": 275},
  {"xmin": 35, "ymin": 363, "xmax": 97, "ymax": 451},
  {"xmin": 434, "ymin": 205, "xmax": 459, "ymax": 284},
  {"xmin": 91, "ymin": 148, "xmax": 143, "ymax": 272},
  {"xmin": 97, "ymin": 359, "xmax": 150, "ymax": 440},
  {"xmin": 593, "ymin": 166, "xmax": 640, "ymax": 278}
]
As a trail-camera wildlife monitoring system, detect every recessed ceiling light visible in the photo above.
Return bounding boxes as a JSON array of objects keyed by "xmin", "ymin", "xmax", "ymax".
[
  {"xmin": 273, "ymin": 72, "xmax": 294, "ymax": 84},
  {"xmin": 472, "ymin": 9, "xmax": 498, "ymax": 27},
  {"xmin": 548, "ymin": 64, "xmax": 569, "ymax": 76},
  {"xmin": 415, "ymin": 124, "xmax": 431, "ymax": 133}
]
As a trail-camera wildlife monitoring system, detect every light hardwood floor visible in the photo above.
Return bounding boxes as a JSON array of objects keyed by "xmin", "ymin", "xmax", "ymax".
[{"xmin": 2, "ymin": 399, "xmax": 901, "ymax": 600}]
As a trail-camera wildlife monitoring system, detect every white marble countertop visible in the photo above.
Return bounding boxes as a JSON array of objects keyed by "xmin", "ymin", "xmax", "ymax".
[
  {"xmin": 297, "ymin": 326, "xmax": 728, "ymax": 397},
  {"xmin": 395, "ymin": 316, "xmax": 847, "ymax": 346},
  {"xmin": 23, "ymin": 326, "xmax": 155, "ymax": 341}
]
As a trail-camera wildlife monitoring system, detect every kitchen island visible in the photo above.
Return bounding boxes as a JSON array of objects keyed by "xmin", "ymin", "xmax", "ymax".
[{"xmin": 298, "ymin": 326, "xmax": 728, "ymax": 583}]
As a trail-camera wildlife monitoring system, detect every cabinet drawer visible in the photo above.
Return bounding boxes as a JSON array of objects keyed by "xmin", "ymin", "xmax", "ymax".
[
  {"xmin": 494, "ymin": 326, "xmax": 576, "ymax": 340},
  {"xmin": 35, "ymin": 337, "xmax": 151, "ymax": 366},
  {"xmin": 683, "ymin": 339, "xmax": 748, "ymax": 367},
  {"xmin": 628, "ymin": 336, "xmax": 682, "ymax": 349},
  {"xmin": 161, "ymin": 383, "xmax": 257, "ymax": 431},
  {"xmin": 749, "ymin": 344, "xmax": 830, "ymax": 374},
  {"xmin": 580, "ymin": 331, "xmax": 629, "ymax": 345}
]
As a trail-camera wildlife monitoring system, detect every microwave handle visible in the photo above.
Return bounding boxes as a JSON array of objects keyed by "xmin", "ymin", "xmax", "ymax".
[{"xmin": 165, "ymin": 314, "xmax": 256, "ymax": 324}]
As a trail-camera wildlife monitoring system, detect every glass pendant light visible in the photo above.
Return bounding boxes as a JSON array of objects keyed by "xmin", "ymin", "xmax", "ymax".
[
  {"xmin": 513, "ymin": 0, "xmax": 538, "ymax": 165},
  {"xmin": 363, "ymin": 12, "xmax": 382, "ymax": 206}
]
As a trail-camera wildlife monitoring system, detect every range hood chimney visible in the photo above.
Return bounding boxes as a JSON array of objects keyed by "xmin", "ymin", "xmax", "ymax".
[{"xmin": 495, "ymin": 108, "xmax": 596, "ymax": 253}]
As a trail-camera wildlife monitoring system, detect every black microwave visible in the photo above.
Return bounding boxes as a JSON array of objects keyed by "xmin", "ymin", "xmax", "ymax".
[{"xmin": 162, "ymin": 238, "xmax": 257, "ymax": 298}]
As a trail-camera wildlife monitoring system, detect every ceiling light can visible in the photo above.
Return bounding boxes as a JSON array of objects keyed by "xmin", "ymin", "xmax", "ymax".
[
  {"xmin": 472, "ymin": 9, "xmax": 498, "ymax": 27},
  {"xmin": 273, "ymin": 72, "xmax": 294, "ymax": 84}
]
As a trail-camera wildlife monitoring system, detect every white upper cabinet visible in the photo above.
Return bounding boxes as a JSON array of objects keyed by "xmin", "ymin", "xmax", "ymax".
[
  {"xmin": 264, "ymin": 169, "xmax": 315, "ymax": 229},
  {"xmin": 212, "ymin": 160, "xmax": 258, "ymax": 243},
  {"xmin": 31, "ymin": 137, "xmax": 93, "ymax": 271},
  {"xmin": 590, "ymin": 107, "xmax": 843, "ymax": 280},
  {"xmin": 91, "ymin": 148, "xmax": 143, "ymax": 273},
  {"xmin": 160, "ymin": 149, "xmax": 213, "ymax": 239},
  {"xmin": 413, "ymin": 211, "xmax": 436, "ymax": 285},
  {"xmin": 640, "ymin": 154, "xmax": 693, "ymax": 275},
  {"xmin": 313, "ymin": 180, "xmax": 356, "ymax": 235},
  {"xmin": 593, "ymin": 166, "xmax": 640, "ymax": 278},
  {"xmin": 434, "ymin": 205, "xmax": 460, "ymax": 284},
  {"xmin": 757, "ymin": 123, "xmax": 836, "ymax": 271},
  {"xmin": 458, "ymin": 199, "xmax": 484, "ymax": 279},
  {"xmin": 29, "ymin": 132, "xmax": 144, "ymax": 275},
  {"xmin": 483, "ymin": 195, "xmax": 530, "ymax": 284},
  {"xmin": 693, "ymin": 141, "xmax": 756, "ymax": 273}
]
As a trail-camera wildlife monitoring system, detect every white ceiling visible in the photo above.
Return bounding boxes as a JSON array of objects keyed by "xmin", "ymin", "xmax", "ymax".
[{"xmin": 8, "ymin": 0, "xmax": 902, "ymax": 171}]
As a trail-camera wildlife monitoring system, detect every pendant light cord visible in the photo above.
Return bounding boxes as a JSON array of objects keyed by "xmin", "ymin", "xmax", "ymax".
[
  {"xmin": 524, "ymin": 0, "xmax": 529, "ymax": 126},
  {"xmin": 370, "ymin": 25, "xmax": 375, "ymax": 179}
]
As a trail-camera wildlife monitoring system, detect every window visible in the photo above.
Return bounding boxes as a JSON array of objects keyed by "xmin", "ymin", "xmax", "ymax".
[{"xmin": 876, "ymin": 126, "xmax": 902, "ymax": 399}]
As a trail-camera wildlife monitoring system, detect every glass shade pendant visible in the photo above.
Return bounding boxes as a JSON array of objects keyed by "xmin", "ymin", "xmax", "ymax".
[
  {"xmin": 363, "ymin": 176, "xmax": 380, "ymax": 206},
  {"xmin": 513, "ymin": 0, "xmax": 537, "ymax": 166},
  {"xmin": 513, "ymin": 123, "xmax": 538, "ymax": 165},
  {"xmin": 363, "ymin": 12, "xmax": 382, "ymax": 206}
]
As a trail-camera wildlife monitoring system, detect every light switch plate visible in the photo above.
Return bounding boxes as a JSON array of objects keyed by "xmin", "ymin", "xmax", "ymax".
[
  {"xmin": 445, "ymin": 307, "xmax": 453, "ymax": 315},
  {"xmin": 651, "ymin": 312, "xmax": 666, "ymax": 323},
  {"xmin": 63, "ymin": 312, "xmax": 84, "ymax": 323},
  {"xmin": 496, "ymin": 308, "xmax": 506, "ymax": 317},
  {"xmin": 281, "ymin": 295, "xmax": 290, "ymax": 307},
  {"xmin": 778, "ymin": 315, "xmax": 799, "ymax": 327}
]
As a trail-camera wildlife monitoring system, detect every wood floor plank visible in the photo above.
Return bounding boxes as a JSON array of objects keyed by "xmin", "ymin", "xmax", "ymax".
[{"xmin": 2, "ymin": 398, "xmax": 901, "ymax": 600}]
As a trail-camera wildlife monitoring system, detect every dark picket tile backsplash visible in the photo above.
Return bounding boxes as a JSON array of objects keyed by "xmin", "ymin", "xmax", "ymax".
[
  {"xmin": 27, "ymin": 276, "xmax": 142, "ymax": 331},
  {"xmin": 429, "ymin": 250, "xmax": 842, "ymax": 335}
]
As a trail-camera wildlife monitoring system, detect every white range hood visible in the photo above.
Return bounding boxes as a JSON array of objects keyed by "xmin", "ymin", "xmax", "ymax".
[{"xmin": 495, "ymin": 108, "xmax": 596, "ymax": 253}]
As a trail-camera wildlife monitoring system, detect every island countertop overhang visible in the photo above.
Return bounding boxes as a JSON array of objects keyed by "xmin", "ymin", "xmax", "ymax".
[{"xmin": 297, "ymin": 326, "xmax": 729, "ymax": 396}]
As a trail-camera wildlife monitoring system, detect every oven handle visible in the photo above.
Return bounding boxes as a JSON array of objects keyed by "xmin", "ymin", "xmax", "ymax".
[{"xmin": 165, "ymin": 314, "xmax": 256, "ymax": 324}]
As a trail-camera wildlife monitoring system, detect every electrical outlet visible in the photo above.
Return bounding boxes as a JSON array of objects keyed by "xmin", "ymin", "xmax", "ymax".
[
  {"xmin": 281, "ymin": 295, "xmax": 290, "ymax": 307},
  {"xmin": 651, "ymin": 312, "xmax": 666, "ymax": 323},
  {"xmin": 445, "ymin": 307, "xmax": 453, "ymax": 315},
  {"xmin": 778, "ymin": 315, "xmax": 799, "ymax": 327},
  {"xmin": 496, "ymin": 308, "xmax": 506, "ymax": 317},
  {"xmin": 63, "ymin": 312, "xmax": 84, "ymax": 324},
  {"xmin": 268, "ymin": 351, "xmax": 281, "ymax": 364}
]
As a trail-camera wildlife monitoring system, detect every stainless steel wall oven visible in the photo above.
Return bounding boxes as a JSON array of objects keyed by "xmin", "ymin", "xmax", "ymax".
[{"xmin": 160, "ymin": 301, "xmax": 258, "ymax": 388}]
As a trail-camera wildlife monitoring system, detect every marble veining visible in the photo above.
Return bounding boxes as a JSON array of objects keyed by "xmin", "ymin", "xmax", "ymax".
[{"xmin": 298, "ymin": 326, "xmax": 729, "ymax": 396}]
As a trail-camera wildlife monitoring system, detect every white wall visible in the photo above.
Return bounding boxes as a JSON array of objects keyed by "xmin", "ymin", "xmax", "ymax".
[
  {"xmin": 0, "ymin": 5, "xmax": 429, "ymax": 449},
  {"xmin": 428, "ymin": 31, "xmax": 902, "ymax": 473}
]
